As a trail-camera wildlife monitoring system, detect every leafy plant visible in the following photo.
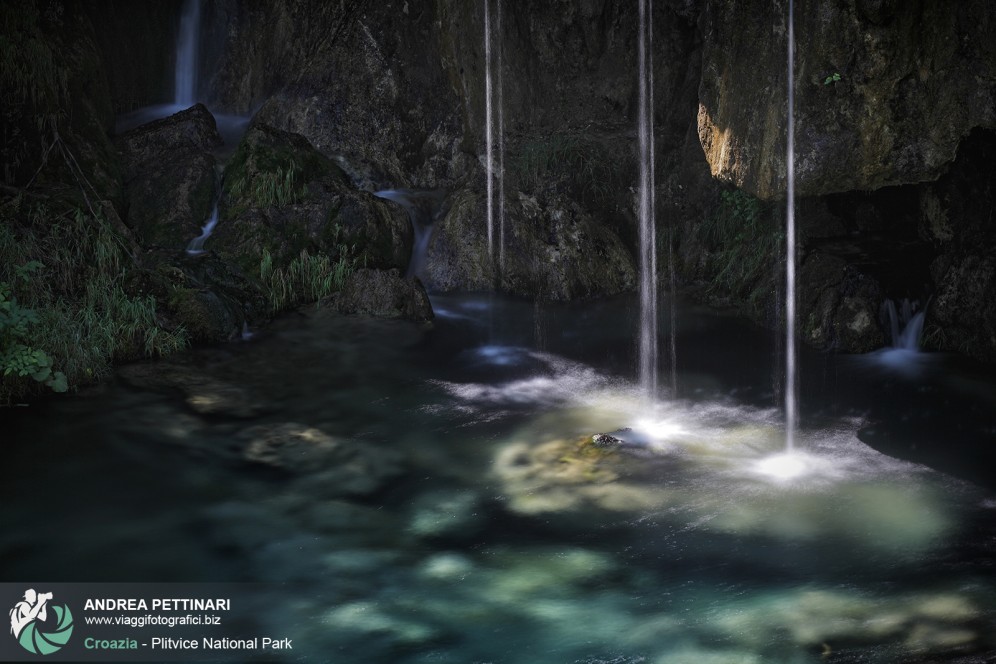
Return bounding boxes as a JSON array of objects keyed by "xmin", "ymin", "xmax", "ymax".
[
  {"xmin": 824, "ymin": 72, "xmax": 842, "ymax": 86},
  {"xmin": 0, "ymin": 202, "xmax": 188, "ymax": 402},
  {"xmin": 0, "ymin": 267, "xmax": 67, "ymax": 397}
]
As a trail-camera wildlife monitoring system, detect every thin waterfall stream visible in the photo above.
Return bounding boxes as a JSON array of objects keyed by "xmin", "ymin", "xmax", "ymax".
[
  {"xmin": 785, "ymin": 0, "xmax": 798, "ymax": 451},
  {"xmin": 174, "ymin": 0, "xmax": 202, "ymax": 107},
  {"xmin": 484, "ymin": 0, "xmax": 505, "ymax": 276},
  {"xmin": 637, "ymin": 0, "xmax": 659, "ymax": 400}
]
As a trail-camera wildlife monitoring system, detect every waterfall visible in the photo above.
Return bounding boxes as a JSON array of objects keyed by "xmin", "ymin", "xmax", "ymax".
[
  {"xmin": 186, "ymin": 200, "xmax": 219, "ymax": 255},
  {"xmin": 637, "ymin": 0, "xmax": 659, "ymax": 399},
  {"xmin": 175, "ymin": 0, "xmax": 202, "ymax": 106},
  {"xmin": 484, "ymin": 0, "xmax": 505, "ymax": 274},
  {"xmin": 884, "ymin": 299, "xmax": 926, "ymax": 351},
  {"xmin": 784, "ymin": 0, "xmax": 798, "ymax": 451},
  {"xmin": 373, "ymin": 189, "xmax": 442, "ymax": 279}
]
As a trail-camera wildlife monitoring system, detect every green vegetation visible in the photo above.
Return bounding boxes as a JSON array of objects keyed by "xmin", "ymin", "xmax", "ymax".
[
  {"xmin": 0, "ymin": 2, "xmax": 69, "ymax": 184},
  {"xmin": 0, "ymin": 264, "xmax": 67, "ymax": 394},
  {"xmin": 258, "ymin": 226, "xmax": 358, "ymax": 313},
  {"xmin": 227, "ymin": 159, "xmax": 309, "ymax": 208},
  {"xmin": 0, "ymin": 200, "xmax": 188, "ymax": 403},
  {"xmin": 824, "ymin": 72, "xmax": 842, "ymax": 86},
  {"xmin": 510, "ymin": 133, "xmax": 624, "ymax": 200},
  {"xmin": 700, "ymin": 189, "xmax": 782, "ymax": 306}
]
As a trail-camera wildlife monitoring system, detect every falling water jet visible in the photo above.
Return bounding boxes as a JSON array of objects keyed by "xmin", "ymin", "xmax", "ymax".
[
  {"xmin": 496, "ymin": 0, "xmax": 506, "ymax": 274},
  {"xmin": 373, "ymin": 189, "xmax": 442, "ymax": 279},
  {"xmin": 484, "ymin": 0, "xmax": 495, "ymax": 261},
  {"xmin": 785, "ymin": 0, "xmax": 798, "ymax": 450},
  {"xmin": 637, "ymin": 0, "xmax": 659, "ymax": 400},
  {"xmin": 883, "ymin": 299, "xmax": 926, "ymax": 351},
  {"xmin": 174, "ymin": 0, "xmax": 202, "ymax": 107},
  {"xmin": 484, "ymin": 0, "xmax": 505, "ymax": 283},
  {"xmin": 186, "ymin": 202, "xmax": 218, "ymax": 255}
]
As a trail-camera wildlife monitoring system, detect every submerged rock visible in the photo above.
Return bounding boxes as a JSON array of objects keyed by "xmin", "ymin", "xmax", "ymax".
[
  {"xmin": 492, "ymin": 436, "xmax": 670, "ymax": 516},
  {"xmin": 117, "ymin": 362, "xmax": 265, "ymax": 418},
  {"xmin": 331, "ymin": 269, "xmax": 434, "ymax": 322},
  {"xmin": 238, "ymin": 422, "xmax": 405, "ymax": 497},
  {"xmin": 406, "ymin": 489, "xmax": 486, "ymax": 542}
]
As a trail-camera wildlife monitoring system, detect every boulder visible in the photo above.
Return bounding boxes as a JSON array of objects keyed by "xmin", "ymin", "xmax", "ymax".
[
  {"xmin": 214, "ymin": 124, "xmax": 411, "ymax": 275},
  {"xmin": 115, "ymin": 104, "xmax": 222, "ymax": 250}
]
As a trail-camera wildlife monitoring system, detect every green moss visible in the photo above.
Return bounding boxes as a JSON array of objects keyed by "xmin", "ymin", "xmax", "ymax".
[{"xmin": 223, "ymin": 126, "xmax": 348, "ymax": 212}]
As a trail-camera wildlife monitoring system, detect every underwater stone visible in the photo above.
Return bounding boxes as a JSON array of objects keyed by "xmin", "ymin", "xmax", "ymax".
[{"xmin": 407, "ymin": 489, "xmax": 486, "ymax": 541}]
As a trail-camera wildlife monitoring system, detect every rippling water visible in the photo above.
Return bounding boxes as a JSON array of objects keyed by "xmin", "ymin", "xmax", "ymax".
[{"xmin": 3, "ymin": 294, "xmax": 996, "ymax": 663}]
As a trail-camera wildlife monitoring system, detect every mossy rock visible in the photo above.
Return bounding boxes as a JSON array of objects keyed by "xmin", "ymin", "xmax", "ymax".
[{"xmin": 216, "ymin": 124, "xmax": 411, "ymax": 278}]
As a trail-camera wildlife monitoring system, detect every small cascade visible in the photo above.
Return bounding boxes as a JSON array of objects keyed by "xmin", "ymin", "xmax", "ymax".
[
  {"xmin": 784, "ymin": 0, "xmax": 798, "ymax": 451},
  {"xmin": 373, "ymin": 189, "xmax": 444, "ymax": 279},
  {"xmin": 484, "ymin": 0, "xmax": 505, "ymax": 275},
  {"xmin": 175, "ymin": 0, "xmax": 202, "ymax": 107},
  {"xmin": 883, "ymin": 299, "xmax": 926, "ymax": 351},
  {"xmin": 637, "ymin": 0, "xmax": 659, "ymax": 400},
  {"xmin": 185, "ymin": 201, "xmax": 219, "ymax": 255}
]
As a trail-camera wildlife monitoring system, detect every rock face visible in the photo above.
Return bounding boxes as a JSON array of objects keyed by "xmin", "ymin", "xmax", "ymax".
[
  {"xmin": 421, "ymin": 182, "xmax": 636, "ymax": 300},
  {"xmin": 921, "ymin": 129, "xmax": 996, "ymax": 361},
  {"xmin": 697, "ymin": 0, "xmax": 996, "ymax": 200},
  {"xmin": 332, "ymin": 269, "xmax": 434, "ymax": 322},
  {"xmin": 115, "ymin": 104, "xmax": 222, "ymax": 250}
]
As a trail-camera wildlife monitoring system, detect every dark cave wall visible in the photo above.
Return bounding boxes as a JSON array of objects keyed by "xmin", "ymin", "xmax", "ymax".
[{"xmin": 6, "ymin": 0, "xmax": 996, "ymax": 361}]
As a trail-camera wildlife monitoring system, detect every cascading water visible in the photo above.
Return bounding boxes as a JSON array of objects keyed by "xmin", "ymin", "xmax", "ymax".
[
  {"xmin": 884, "ymin": 299, "xmax": 926, "ymax": 351},
  {"xmin": 373, "ymin": 189, "xmax": 443, "ymax": 279},
  {"xmin": 637, "ymin": 0, "xmax": 659, "ymax": 400},
  {"xmin": 186, "ymin": 199, "xmax": 219, "ymax": 255},
  {"xmin": 484, "ymin": 0, "xmax": 505, "ymax": 273},
  {"xmin": 784, "ymin": 0, "xmax": 798, "ymax": 451},
  {"xmin": 174, "ymin": 0, "xmax": 202, "ymax": 107}
]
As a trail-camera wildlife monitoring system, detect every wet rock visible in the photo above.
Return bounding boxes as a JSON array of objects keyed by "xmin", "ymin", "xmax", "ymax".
[
  {"xmin": 423, "ymin": 185, "xmax": 636, "ymax": 299},
  {"xmin": 930, "ymin": 255, "xmax": 996, "ymax": 362},
  {"xmin": 117, "ymin": 362, "xmax": 265, "ymax": 418},
  {"xmin": 238, "ymin": 423, "xmax": 405, "ymax": 497},
  {"xmin": 205, "ymin": 2, "xmax": 466, "ymax": 189},
  {"xmin": 115, "ymin": 104, "xmax": 222, "ymax": 249},
  {"xmin": 322, "ymin": 601, "xmax": 447, "ymax": 649},
  {"xmin": 331, "ymin": 269, "xmax": 434, "ymax": 322},
  {"xmin": 592, "ymin": 433, "xmax": 624, "ymax": 448},
  {"xmin": 214, "ymin": 124, "xmax": 411, "ymax": 274}
]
